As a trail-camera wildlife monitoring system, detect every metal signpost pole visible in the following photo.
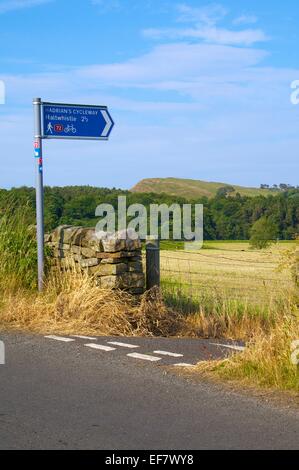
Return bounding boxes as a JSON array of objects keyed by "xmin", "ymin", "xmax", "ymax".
[
  {"xmin": 33, "ymin": 99, "xmax": 114, "ymax": 290},
  {"xmin": 33, "ymin": 98, "xmax": 44, "ymax": 292}
]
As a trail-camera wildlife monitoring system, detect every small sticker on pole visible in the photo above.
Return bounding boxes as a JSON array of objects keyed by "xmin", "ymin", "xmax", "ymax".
[{"xmin": 34, "ymin": 140, "xmax": 41, "ymax": 158}]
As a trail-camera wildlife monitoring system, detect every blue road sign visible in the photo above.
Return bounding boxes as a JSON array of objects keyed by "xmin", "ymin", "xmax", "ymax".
[{"xmin": 42, "ymin": 102, "xmax": 114, "ymax": 140}]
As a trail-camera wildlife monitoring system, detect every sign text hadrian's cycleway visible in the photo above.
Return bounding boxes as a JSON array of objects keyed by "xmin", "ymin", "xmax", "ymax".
[{"xmin": 42, "ymin": 103, "xmax": 114, "ymax": 140}]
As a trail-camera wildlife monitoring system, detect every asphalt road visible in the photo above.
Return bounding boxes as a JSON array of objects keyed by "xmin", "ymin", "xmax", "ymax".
[{"xmin": 0, "ymin": 332, "xmax": 298, "ymax": 450}]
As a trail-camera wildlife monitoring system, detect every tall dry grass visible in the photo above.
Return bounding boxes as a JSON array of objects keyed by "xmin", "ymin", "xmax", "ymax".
[
  {"xmin": 1, "ymin": 259, "xmax": 297, "ymax": 342},
  {"xmin": 194, "ymin": 314, "xmax": 299, "ymax": 391},
  {"xmin": 0, "ymin": 268, "xmax": 183, "ymax": 337}
]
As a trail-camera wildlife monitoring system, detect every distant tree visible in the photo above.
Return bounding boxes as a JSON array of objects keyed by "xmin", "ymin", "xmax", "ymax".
[
  {"xmin": 63, "ymin": 195, "xmax": 97, "ymax": 221},
  {"xmin": 249, "ymin": 217, "xmax": 279, "ymax": 249},
  {"xmin": 216, "ymin": 185, "xmax": 235, "ymax": 198}
]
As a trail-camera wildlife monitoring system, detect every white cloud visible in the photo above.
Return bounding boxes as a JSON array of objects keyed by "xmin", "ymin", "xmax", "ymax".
[
  {"xmin": 1, "ymin": 42, "xmax": 267, "ymax": 103},
  {"xmin": 176, "ymin": 3, "xmax": 227, "ymax": 25},
  {"xmin": 91, "ymin": 0, "xmax": 121, "ymax": 13},
  {"xmin": 0, "ymin": 0, "xmax": 53, "ymax": 14},
  {"xmin": 76, "ymin": 43, "xmax": 268, "ymax": 88},
  {"xmin": 2, "ymin": 39, "xmax": 296, "ymax": 113},
  {"xmin": 143, "ymin": 26, "xmax": 267, "ymax": 46},
  {"xmin": 4, "ymin": 41, "xmax": 297, "ymax": 111},
  {"xmin": 233, "ymin": 15, "xmax": 258, "ymax": 26},
  {"xmin": 142, "ymin": 2, "xmax": 267, "ymax": 46}
]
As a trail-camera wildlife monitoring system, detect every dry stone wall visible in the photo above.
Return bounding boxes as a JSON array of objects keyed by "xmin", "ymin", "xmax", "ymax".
[{"xmin": 45, "ymin": 226, "xmax": 145, "ymax": 295}]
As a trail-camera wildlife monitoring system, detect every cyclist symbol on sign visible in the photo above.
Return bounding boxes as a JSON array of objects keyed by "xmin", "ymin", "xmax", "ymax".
[
  {"xmin": 47, "ymin": 122, "xmax": 53, "ymax": 134},
  {"xmin": 64, "ymin": 124, "xmax": 77, "ymax": 134}
]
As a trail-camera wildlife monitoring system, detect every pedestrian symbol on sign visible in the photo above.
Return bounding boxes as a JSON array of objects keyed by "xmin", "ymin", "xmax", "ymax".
[{"xmin": 47, "ymin": 122, "xmax": 53, "ymax": 134}]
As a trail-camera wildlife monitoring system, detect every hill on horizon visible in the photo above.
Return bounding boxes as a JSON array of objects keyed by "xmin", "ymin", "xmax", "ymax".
[{"xmin": 130, "ymin": 177, "xmax": 274, "ymax": 199}]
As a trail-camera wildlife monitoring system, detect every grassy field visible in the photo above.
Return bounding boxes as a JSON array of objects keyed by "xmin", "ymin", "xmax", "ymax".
[
  {"xmin": 131, "ymin": 177, "xmax": 274, "ymax": 199},
  {"xmin": 160, "ymin": 241, "xmax": 295, "ymax": 306},
  {"xmin": 155, "ymin": 240, "xmax": 298, "ymax": 342}
]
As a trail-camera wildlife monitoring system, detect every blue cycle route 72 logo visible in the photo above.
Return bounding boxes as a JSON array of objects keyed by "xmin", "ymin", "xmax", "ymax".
[{"xmin": 42, "ymin": 102, "xmax": 114, "ymax": 140}]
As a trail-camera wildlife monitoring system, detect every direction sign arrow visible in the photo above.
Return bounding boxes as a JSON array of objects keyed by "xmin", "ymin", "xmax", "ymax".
[
  {"xmin": 41, "ymin": 102, "xmax": 114, "ymax": 140},
  {"xmin": 101, "ymin": 109, "xmax": 114, "ymax": 138}
]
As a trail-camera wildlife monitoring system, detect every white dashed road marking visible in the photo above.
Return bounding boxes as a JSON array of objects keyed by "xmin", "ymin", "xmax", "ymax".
[
  {"xmin": 153, "ymin": 350, "xmax": 183, "ymax": 358},
  {"xmin": 44, "ymin": 335, "xmax": 242, "ymax": 364},
  {"xmin": 72, "ymin": 335, "xmax": 97, "ymax": 340},
  {"xmin": 127, "ymin": 353, "xmax": 161, "ymax": 362},
  {"xmin": 45, "ymin": 335, "xmax": 75, "ymax": 342},
  {"xmin": 108, "ymin": 341, "xmax": 139, "ymax": 349},
  {"xmin": 210, "ymin": 343, "xmax": 245, "ymax": 352},
  {"xmin": 173, "ymin": 363, "xmax": 195, "ymax": 367},
  {"xmin": 85, "ymin": 343, "xmax": 116, "ymax": 352}
]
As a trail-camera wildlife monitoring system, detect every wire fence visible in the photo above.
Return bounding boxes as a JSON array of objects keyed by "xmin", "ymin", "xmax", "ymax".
[{"xmin": 143, "ymin": 246, "xmax": 293, "ymax": 304}]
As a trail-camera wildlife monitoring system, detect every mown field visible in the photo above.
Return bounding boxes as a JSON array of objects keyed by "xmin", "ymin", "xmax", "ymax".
[{"xmin": 159, "ymin": 241, "xmax": 295, "ymax": 307}]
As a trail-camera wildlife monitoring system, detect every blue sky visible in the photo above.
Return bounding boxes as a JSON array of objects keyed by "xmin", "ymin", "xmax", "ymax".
[{"xmin": 0, "ymin": 0, "xmax": 298, "ymax": 189}]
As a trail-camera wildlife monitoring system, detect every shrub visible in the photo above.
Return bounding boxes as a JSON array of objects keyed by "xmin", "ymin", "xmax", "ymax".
[{"xmin": 250, "ymin": 217, "xmax": 279, "ymax": 249}]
